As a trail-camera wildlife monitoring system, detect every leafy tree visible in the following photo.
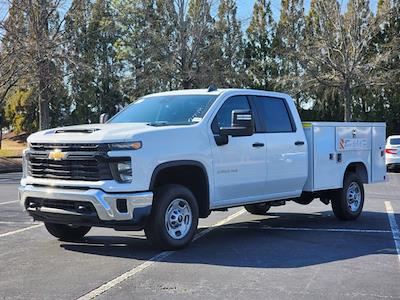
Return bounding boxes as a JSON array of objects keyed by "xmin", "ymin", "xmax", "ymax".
[{"xmin": 300, "ymin": 0, "xmax": 394, "ymax": 121}]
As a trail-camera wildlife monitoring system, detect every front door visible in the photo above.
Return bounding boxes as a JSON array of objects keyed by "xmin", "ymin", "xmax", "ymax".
[{"xmin": 210, "ymin": 96, "xmax": 267, "ymax": 206}]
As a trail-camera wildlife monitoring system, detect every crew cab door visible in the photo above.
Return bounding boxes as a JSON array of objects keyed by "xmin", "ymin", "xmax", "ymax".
[
  {"xmin": 252, "ymin": 96, "xmax": 308, "ymax": 198},
  {"xmin": 210, "ymin": 96, "xmax": 267, "ymax": 206}
]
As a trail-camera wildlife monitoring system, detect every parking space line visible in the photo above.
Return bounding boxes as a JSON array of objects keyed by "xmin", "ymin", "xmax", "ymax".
[
  {"xmin": 77, "ymin": 209, "xmax": 246, "ymax": 300},
  {"xmin": 213, "ymin": 225, "xmax": 392, "ymax": 233},
  {"xmin": 0, "ymin": 224, "xmax": 43, "ymax": 238},
  {"xmin": 0, "ymin": 200, "xmax": 19, "ymax": 206},
  {"xmin": 384, "ymin": 201, "xmax": 400, "ymax": 266}
]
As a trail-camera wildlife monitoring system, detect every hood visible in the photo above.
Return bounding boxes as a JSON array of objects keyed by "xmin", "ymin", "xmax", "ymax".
[{"xmin": 27, "ymin": 123, "xmax": 163, "ymax": 144}]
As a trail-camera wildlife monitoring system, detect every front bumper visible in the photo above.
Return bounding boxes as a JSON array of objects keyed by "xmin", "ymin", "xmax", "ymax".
[{"xmin": 18, "ymin": 185, "xmax": 153, "ymax": 230}]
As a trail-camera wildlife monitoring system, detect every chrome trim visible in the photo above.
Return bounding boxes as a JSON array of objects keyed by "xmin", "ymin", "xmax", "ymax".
[{"xmin": 18, "ymin": 185, "xmax": 153, "ymax": 221}]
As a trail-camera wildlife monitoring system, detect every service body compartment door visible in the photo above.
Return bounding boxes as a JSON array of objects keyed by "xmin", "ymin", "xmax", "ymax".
[
  {"xmin": 313, "ymin": 126, "xmax": 342, "ymax": 190},
  {"xmin": 371, "ymin": 126, "xmax": 386, "ymax": 182}
]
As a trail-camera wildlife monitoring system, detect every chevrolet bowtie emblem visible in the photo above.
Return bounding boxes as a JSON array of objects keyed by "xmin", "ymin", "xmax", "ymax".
[{"xmin": 48, "ymin": 150, "xmax": 66, "ymax": 160}]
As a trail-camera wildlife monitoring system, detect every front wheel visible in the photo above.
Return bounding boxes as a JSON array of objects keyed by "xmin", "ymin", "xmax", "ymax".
[
  {"xmin": 331, "ymin": 173, "xmax": 364, "ymax": 220},
  {"xmin": 145, "ymin": 184, "xmax": 199, "ymax": 250},
  {"xmin": 44, "ymin": 223, "xmax": 91, "ymax": 241}
]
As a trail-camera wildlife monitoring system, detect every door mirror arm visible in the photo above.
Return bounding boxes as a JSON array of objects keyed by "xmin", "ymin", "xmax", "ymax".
[{"xmin": 214, "ymin": 134, "xmax": 228, "ymax": 146}]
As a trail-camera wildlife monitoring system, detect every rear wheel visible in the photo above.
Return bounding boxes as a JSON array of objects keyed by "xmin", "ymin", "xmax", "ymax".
[
  {"xmin": 145, "ymin": 184, "xmax": 199, "ymax": 250},
  {"xmin": 331, "ymin": 173, "xmax": 364, "ymax": 220},
  {"xmin": 244, "ymin": 203, "xmax": 271, "ymax": 215},
  {"xmin": 44, "ymin": 223, "xmax": 91, "ymax": 241}
]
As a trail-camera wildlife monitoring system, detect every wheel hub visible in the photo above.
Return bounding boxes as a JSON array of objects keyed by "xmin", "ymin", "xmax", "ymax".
[
  {"xmin": 165, "ymin": 198, "xmax": 192, "ymax": 240},
  {"xmin": 347, "ymin": 182, "xmax": 362, "ymax": 212}
]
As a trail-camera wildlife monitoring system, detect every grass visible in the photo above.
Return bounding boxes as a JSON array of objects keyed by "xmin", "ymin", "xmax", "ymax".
[
  {"xmin": 0, "ymin": 138, "xmax": 26, "ymax": 157},
  {"xmin": 0, "ymin": 149, "xmax": 23, "ymax": 157}
]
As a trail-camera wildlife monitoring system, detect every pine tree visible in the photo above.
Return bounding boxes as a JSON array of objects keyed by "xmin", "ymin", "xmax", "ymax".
[
  {"xmin": 276, "ymin": 0, "xmax": 305, "ymax": 105},
  {"xmin": 245, "ymin": 0, "xmax": 276, "ymax": 90},
  {"xmin": 214, "ymin": 0, "xmax": 244, "ymax": 87}
]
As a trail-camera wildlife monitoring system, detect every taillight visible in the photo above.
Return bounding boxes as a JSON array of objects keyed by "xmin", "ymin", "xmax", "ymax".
[{"xmin": 385, "ymin": 148, "xmax": 398, "ymax": 154}]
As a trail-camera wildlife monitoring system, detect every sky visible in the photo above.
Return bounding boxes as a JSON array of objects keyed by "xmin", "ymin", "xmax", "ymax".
[
  {"xmin": 235, "ymin": 0, "xmax": 379, "ymax": 29},
  {"xmin": 0, "ymin": 0, "xmax": 381, "ymax": 32}
]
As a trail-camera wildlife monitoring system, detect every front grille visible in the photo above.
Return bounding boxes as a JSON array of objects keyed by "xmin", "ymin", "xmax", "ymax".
[{"xmin": 28, "ymin": 143, "xmax": 113, "ymax": 181}]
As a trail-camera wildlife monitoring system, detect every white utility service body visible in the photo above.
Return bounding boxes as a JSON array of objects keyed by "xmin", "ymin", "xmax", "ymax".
[
  {"xmin": 303, "ymin": 122, "xmax": 387, "ymax": 192},
  {"xmin": 18, "ymin": 88, "xmax": 387, "ymax": 249}
]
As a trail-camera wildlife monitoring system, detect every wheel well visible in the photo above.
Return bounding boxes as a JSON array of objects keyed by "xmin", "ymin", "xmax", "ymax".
[
  {"xmin": 344, "ymin": 162, "xmax": 368, "ymax": 183},
  {"xmin": 150, "ymin": 162, "xmax": 210, "ymax": 218}
]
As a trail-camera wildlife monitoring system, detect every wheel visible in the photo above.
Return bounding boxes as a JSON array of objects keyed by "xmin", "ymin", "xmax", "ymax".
[
  {"xmin": 44, "ymin": 223, "xmax": 91, "ymax": 241},
  {"xmin": 244, "ymin": 203, "xmax": 271, "ymax": 215},
  {"xmin": 145, "ymin": 184, "xmax": 199, "ymax": 250},
  {"xmin": 331, "ymin": 172, "xmax": 364, "ymax": 220}
]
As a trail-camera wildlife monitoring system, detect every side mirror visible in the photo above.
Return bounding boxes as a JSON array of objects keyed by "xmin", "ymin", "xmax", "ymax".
[
  {"xmin": 99, "ymin": 113, "xmax": 110, "ymax": 124},
  {"xmin": 220, "ymin": 110, "xmax": 254, "ymax": 137}
]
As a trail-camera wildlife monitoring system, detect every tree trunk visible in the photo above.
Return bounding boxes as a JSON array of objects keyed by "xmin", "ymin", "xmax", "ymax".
[{"xmin": 343, "ymin": 81, "xmax": 352, "ymax": 121}]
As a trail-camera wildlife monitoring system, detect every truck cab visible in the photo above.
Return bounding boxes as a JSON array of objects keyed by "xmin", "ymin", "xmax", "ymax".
[{"xmin": 19, "ymin": 88, "xmax": 386, "ymax": 249}]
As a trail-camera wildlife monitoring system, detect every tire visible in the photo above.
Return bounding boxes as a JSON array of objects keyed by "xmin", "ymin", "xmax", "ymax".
[
  {"xmin": 244, "ymin": 203, "xmax": 271, "ymax": 215},
  {"xmin": 44, "ymin": 223, "xmax": 91, "ymax": 241},
  {"xmin": 145, "ymin": 184, "xmax": 199, "ymax": 250},
  {"xmin": 331, "ymin": 172, "xmax": 364, "ymax": 220}
]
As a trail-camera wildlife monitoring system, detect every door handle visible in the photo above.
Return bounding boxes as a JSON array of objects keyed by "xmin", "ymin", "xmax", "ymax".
[
  {"xmin": 252, "ymin": 142, "xmax": 265, "ymax": 148},
  {"xmin": 295, "ymin": 141, "xmax": 305, "ymax": 146}
]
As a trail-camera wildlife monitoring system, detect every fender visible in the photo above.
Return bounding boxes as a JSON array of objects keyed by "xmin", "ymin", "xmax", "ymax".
[{"xmin": 149, "ymin": 160, "xmax": 210, "ymax": 216}]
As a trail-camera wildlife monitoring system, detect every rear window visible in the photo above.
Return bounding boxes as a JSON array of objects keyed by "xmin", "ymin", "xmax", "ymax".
[
  {"xmin": 254, "ymin": 97, "xmax": 294, "ymax": 133},
  {"xmin": 390, "ymin": 138, "xmax": 400, "ymax": 145}
]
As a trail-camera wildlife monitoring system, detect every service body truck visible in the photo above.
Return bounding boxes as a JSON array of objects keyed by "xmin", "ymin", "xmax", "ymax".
[{"xmin": 19, "ymin": 88, "xmax": 387, "ymax": 249}]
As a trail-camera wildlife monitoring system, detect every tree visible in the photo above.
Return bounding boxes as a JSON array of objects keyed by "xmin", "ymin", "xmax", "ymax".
[
  {"xmin": 0, "ymin": 0, "xmax": 71, "ymax": 130},
  {"xmin": 245, "ymin": 0, "xmax": 277, "ymax": 90},
  {"xmin": 275, "ymin": 0, "xmax": 305, "ymax": 106},
  {"xmin": 214, "ymin": 0, "xmax": 244, "ymax": 87},
  {"xmin": 300, "ymin": 0, "xmax": 395, "ymax": 121}
]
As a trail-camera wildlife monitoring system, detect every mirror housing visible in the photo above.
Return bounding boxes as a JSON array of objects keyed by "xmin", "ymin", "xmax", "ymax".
[
  {"xmin": 99, "ymin": 113, "xmax": 110, "ymax": 124},
  {"xmin": 219, "ymin": 109, "xmax": 254, "ymax": 137}
]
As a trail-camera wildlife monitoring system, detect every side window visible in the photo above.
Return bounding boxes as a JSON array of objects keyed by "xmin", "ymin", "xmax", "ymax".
[
  {"xmin": 212, "ymin": 96, "xmax": 250, "ymax": 134},
  {"xmin": 255, "ymin": 97, "xmax": 294, "ymax": 133}
]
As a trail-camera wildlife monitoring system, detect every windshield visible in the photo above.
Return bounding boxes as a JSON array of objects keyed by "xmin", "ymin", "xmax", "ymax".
[{"xmin": 109, "ymin": 95, "xmax": 217, "ymax": 126}]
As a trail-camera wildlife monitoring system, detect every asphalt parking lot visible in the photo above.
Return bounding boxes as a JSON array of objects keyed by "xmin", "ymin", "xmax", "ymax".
[{"xmin": 0, "ymin": 172, "xmax": 399, "ymax": 300}]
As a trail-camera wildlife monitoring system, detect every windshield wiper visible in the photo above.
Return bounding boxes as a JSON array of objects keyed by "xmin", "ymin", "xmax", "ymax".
[{"xmin": 146, "ymin": 122, "xmax": 194, "ymax": 127}]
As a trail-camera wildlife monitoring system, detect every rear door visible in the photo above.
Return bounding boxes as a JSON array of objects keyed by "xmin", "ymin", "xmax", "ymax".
[{"xmin": 252, "ymin": 96, "xmax": 307, "ymax": 198}]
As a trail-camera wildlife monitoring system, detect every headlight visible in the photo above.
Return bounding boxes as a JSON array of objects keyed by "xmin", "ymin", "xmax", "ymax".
[
  {"xmin": 109, "ymin": 141, "xmax": 142, "ymax": 151},
  {"xmin": 113, "ymin": 160, "xmax": 132, "ymax": 183}
]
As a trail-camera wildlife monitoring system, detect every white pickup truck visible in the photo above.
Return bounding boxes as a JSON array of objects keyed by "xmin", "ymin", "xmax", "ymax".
[{"xmin": 19, "ymin": 88, "xmax": 387, "ymax": 249}]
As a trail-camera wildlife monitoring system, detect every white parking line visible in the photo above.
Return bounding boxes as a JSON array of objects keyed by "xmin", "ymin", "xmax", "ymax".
[
  {"xmin": 384, "ymin": 201, "xmax": 400, "ymax": 266},
  {"xmin": 77, "ymin": 209, "xmax": 246, "ymax": 300},
  {"xmin": 0, "ymin": 200, "xmax": 19, "ymax": 206},
  {"xmin": 0, "ymin": 224, "xmax": 43, "ymax": 238},
  {"xmin": 215, "ymin": 225, "xmax": 392, "ymax": 234}
]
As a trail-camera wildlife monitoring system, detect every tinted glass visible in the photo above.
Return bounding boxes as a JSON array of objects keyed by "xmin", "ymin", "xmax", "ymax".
[
  {"xmin": 390, "ymin": 138, "xmax": 400, "ymax": 145},
  {"xmin": 212, "ymin": 96, "xmax": 250, "ymax": 133},
  {"xmin": 255, "ymin": 97, "xmax": 293, "ymax": 133},
  {"xmin": 110, "ymin": 95, "xmax": 217, "ymax": 125}
]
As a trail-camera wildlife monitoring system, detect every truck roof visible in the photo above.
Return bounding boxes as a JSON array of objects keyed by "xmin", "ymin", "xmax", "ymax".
[{"xmin": 142, "ymin": 88, "xmax": 290, "ymax": 99}]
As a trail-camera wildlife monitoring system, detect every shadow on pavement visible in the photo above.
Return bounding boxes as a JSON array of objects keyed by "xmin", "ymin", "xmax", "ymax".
[{"xmin": 60, "ymin": 210, "xmax": 398, "ymax": 268}]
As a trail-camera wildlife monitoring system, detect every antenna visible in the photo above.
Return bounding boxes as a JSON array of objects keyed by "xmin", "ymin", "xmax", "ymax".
[{"xmin": 207, "ymin": 84, "xmax": 217, "ymax": 92}]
